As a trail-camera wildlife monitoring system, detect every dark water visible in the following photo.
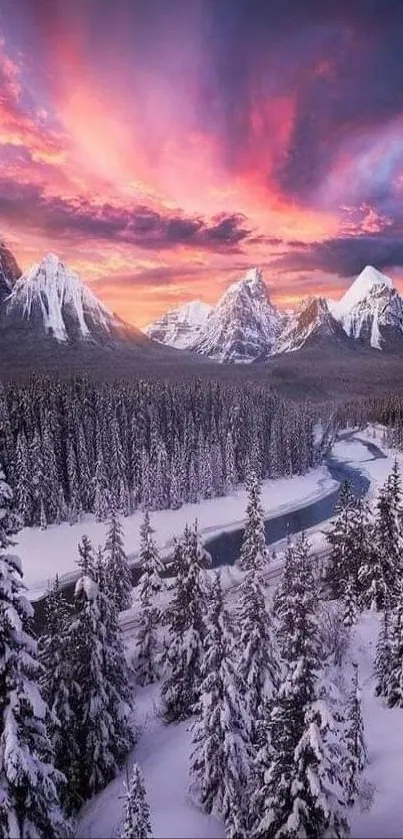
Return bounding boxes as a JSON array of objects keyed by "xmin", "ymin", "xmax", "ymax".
[
  {"xmin": 204, "ymin": 434, "xmax": 386, "ymax": 569},
  {"xmin": 32, "ymin": 433, "xmax": 385, "ymax": 633}
]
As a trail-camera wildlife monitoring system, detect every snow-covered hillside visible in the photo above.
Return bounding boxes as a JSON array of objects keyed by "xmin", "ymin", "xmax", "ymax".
[
  {"xmin": 145, "ymin": 299, "xmax": 212, "ymax": 349},
  {"xmin": 7, "ymin": 253, "xmax": 122, "ymax": 343}
]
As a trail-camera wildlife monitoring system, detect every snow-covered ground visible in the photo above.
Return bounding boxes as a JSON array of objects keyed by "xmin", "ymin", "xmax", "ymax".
[
  {"xmin": 17, "ymin": 424, "xmax": 399, "ymax": 601},
  {"xmin": 75, "ymin": 424, "xmax": 403, "ymax": 839},
  {"xmin": 19, "ymin": 462, "xmax": 337, "ymax": 601}
]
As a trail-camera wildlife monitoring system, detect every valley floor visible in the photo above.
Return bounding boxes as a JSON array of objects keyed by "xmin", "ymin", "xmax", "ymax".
[{"xmin": 19, "ymin": 461, "xmax": 337, "ymax": 601}]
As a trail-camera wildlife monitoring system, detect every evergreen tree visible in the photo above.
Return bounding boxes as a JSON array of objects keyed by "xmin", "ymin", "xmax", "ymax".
[
  {"xmin": 66, "ymin": 575, "xmax": 135, "ymax": 804},
  {"xmin": 38, "ymin": 577, "xmax": 79, "ymax": 814},
  {"xmin": 374, "ymin": 609, "xmax": 392, "ymax": 697},
  {"xmin": 77, "ymin": 534, "xmax": 95, "ymax": 578},
  {"xmin": 189, "ymin": 573, "xmax": 249, "ymax": 838},
  {"xmin": 342, "ymin": 576, "xmax": 357, "ymax": 628},
  {"xmin": 14, "ymin": 431, "xmax": 33, "ymax": 526},
  {"xmin": 325, "ymin": 481, "xmax": 355, "ymax": 599},
  {"xmin": 134, "ymin": 512, "xmax": 164, "ymax": 686},
  {"xmin": 238, "ymin": 561, "xmax": 279, "ymax": 745},
  {"xmin": 238, "ymin": 471, "xmax": 267, "ymax": 571},
  {"xmin": 161, "ymin": 523, "xmax": 208, "ymax": 722},
  {"xmin": 121, "ymin": 764, "xmax": 152, "ymax": 839},
  {"xmin": 0, "ymin": 472, "xmax": 68, "ymax": 837},
  {"xmin": 138, "ymin": 511, "xmax": 164, "ymax": 595},
  {"xmin": 253, "ymin": 532, "xmax": 348, "ymax": 838},
  {"xmin": 344, "ymin": 665, "xmax": 367, "ymax": 807},
  {"xmin": 373, "ymin": 479, "xmax": 400, "ymax": 603},
  {"xmin": 104, "ymin": 512, "xmax": 132, "ymax": 611}
]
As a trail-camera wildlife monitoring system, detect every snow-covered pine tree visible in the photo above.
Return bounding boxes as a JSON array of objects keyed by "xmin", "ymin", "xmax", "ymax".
[
  {"xmin": 95, "ymin": 556, "xmax": 136, "ymax": 768},
  {"xmin": 104, "ymin": 512, "xmax": 133, "ymax": 611},
  {"xmin": 344, "ymin": 664, "xmax": 367, "ymax": 807},
  {"xmin": 134, "ymin": 512, "xmax": 164, "ymax": 686},
  {"xmin": 253, "ymin": 531, "xmax": 349, "ymax": 839},
  {"xmin": 237, "ymin": 471, "xmax": 267, "ymax": 571},
  {"xmin": 14, "ymin": 430, "xmax": 33, "ymax": 526},
  {"xmin": 77, "ymin": 534, "xmax": 95, "ymax": 578},
  {"xmin": 358, "ymin": 516, "xmax": 388, "ymax": 612},
  {"xmin": 373, "ymin": 479, "xmax": 401, "ymax": 604},
  {"xmin": 343, "ymin": 575, "xmax": 358, "ymax": 628},
  {"xmin": 160, "ymin": 522, "xmax": 208, "ymax": 722},
  {"xmin": 66, "ymin": 574, "xmax": 135, "ymax": 804},
  {"xmin": 38, "ymin": 576, "xmax": 79, "ymax": 814},
  {"xmin": 121, "ymin": 763, "xmax": 152, "ymax": 839},
  {"xmin": 325, "ymin": 480, "xmax": 355, "ymax": 599},
  {"xmin": 374, "ymin": 609, "xmax": 393, "ymax": 697},
  {"xmin": 238, "ymin": 560, "xmax": 279, "ymax": 745},
  {"xmin": 189, "ymin": 572, "xmax": 250, "ymax": 838},
  {"xmin": 138, "ymin": 511, "xmax": 164, "ymax": 596},
  {"xmin": 0, "ymin": 471, "xmax": 68, "ymax": 837},
  {"xmin": 93, "ymin": 445, "xmax": 111, "ymax": 521}
]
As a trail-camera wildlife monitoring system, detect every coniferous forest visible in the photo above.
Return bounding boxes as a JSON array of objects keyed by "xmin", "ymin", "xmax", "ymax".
[
  {"xmin": 0, "ymin": 376, "xmax": 315, "ymax": 527},
  {"xmin": 3, "ymin": 375, "xmax": 403, "ymax": 837}
]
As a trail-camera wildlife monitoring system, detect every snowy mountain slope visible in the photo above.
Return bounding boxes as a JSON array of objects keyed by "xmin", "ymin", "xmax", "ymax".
[
  {"xmin": 145, "ymin": 299, "xmax": 212, "ymax": 349},
  {"xmin": 6, "ymin": 253, "xmax": 139, "ymax": 345},
  {"xmin": 191, "ymin": 268, "xmax": 283, "ymax": 362},
  {"xmin": 0, "ymin": 241, "xmax": 21, "ymax": 301},
  {"xmin": 330, "ymin": 266, "xmax": 403, "ymax": 350},
  {"xmin": 275, "ymin": 296, "xmax": 349, "ymax": 354}
]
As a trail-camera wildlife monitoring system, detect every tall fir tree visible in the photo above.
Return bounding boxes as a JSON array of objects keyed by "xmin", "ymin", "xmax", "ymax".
[
  {"xmin": 65, "ymin": 575, "xmax": 135, "ymax": 805},
  {"xmin": 134, "ymin": 512, "xmax": 164, "ymax": 685},
  {"xmin": 104, "ymin": 512, "xmax": 133, "ymax": 612},
  {"xmin": 160, "ymin": 522, "xmax": 208, "ymax": 722},
  {"xmin": 38, "ymin": 576, "xmax": 79, "ymax": 814},
  {"xmin": 238, "ymin": 561, "xmax": 279, "ymax": 745},
  {"xmin": 344, "ymin": 665, "xmax": 367, "ymax": 807},
  {"xmin": 252, "ymin": 532, "xmax": 349, "ymax": 839},
  {"xmin": 238, "ymin": 471, "xmax": 267, "ymax": 571},
  {"xmin": 374, "ymin": 609, "xmax": 393, "ymax": 697},
  {"xmin": 121, "ymin": 764, "xmax": 152, "ymax": 839},
  {"xmin": 0, "ymin": 471, "xmax": 68, "ymax": 838},
  {"xmin": 189, "ymin": 573, "xmax": 250, "ymax": 838},
  {"xmin": 138, "ymin": 511, "xmax": 164, "ymax": 596},
  {"xmin": 77, "ymin": 534, "xmax": 96, "ymax": 578}
]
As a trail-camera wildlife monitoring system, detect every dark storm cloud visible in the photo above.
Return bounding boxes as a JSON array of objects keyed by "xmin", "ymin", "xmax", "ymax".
[{"xmin": 0, "ymin": 178, "xmax": 253, "ymax": 252}]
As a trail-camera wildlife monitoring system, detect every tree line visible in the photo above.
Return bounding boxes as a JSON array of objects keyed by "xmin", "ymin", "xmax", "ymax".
[{"xmin": 0, "ymin": 375, "xmax": 316, "ymax": 528}]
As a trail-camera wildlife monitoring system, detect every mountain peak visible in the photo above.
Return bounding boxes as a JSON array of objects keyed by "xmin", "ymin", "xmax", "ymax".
[
  {"xmin": 145, "ymin": 298, "xmax": 212, "ymax": 349},
  {"xmin": 337, "ymin": 265, "xmax": 393, "ymax": 315},
  {"xmin": 7, "ymin": 252, "xmax": 119, "ymax": 344}
]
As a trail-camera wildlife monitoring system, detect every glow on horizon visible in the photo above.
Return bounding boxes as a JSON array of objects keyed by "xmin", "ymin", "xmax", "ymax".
[{"xmin": 1, "ymin": 1, "xmax": 403, "ymax": 326}]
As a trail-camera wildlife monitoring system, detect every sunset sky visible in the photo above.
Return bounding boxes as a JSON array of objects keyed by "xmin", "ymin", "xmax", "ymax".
[{"xmin": 1, "ymin": 0, "xmax": 403, "ymax": 326}]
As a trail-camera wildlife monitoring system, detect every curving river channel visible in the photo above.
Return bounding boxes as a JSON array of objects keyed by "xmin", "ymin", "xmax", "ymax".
[
  {"xmin": 204, "ymin": 433, "xmax": 386, "ymax": 569},
  {"xmin": 32, "ymin": 433, "xmax": 386, "ymax": 633}
]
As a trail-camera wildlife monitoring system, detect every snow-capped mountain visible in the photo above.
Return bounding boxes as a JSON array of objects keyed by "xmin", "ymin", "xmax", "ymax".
[
  {"xmin": 275, "ymin": 296, "xmax": 348, "ymax": 354},
  {"xmin": 145, "ymin": 299, "xmax": 212, "ymax": 349},
  {"xmin": 330, "ymin": 265, "xmax": 403, "ymax": 350},
  {"xmin": 6, "ymin": 253, "xmax": 138, "ymax": 345},
  {"xmin": 0, "ymin": 241, "xmax": 21, "ymax": 301},
  {"xmin": 191, "ymin": 268, "xmax": 283, "ymax": 362}
]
